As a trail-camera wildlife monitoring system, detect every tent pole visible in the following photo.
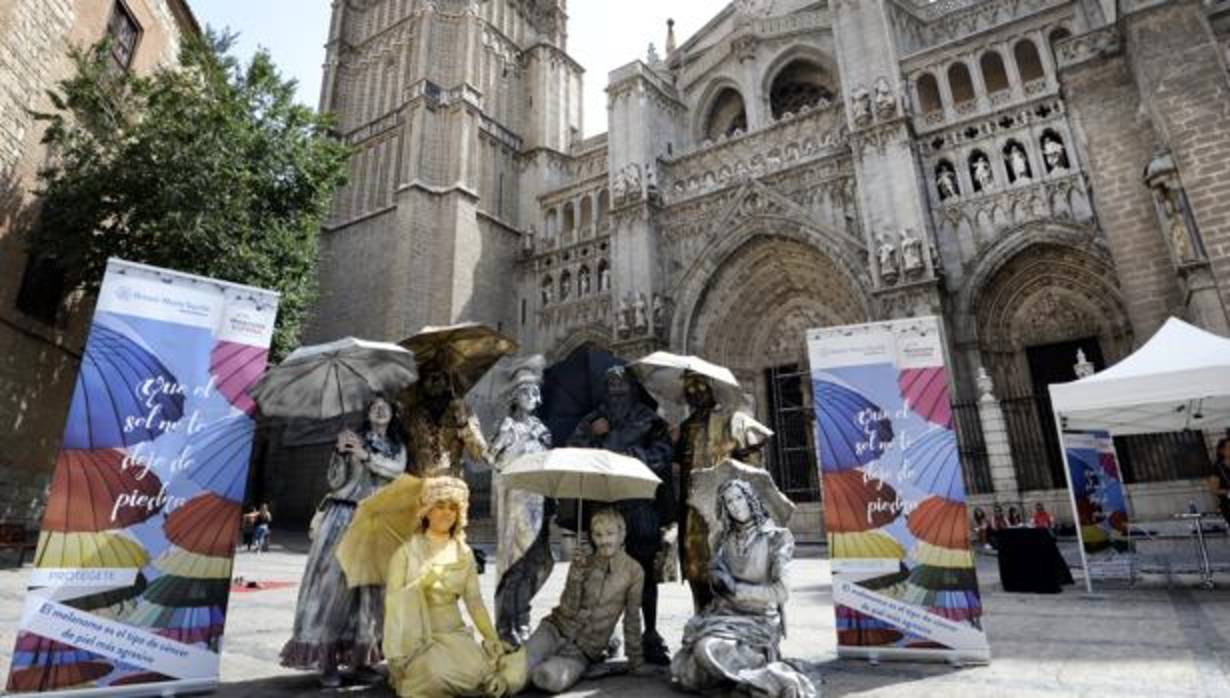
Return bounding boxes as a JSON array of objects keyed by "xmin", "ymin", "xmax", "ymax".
[{"xmin": 1052, "ymin": 407, "xmax": 1094, "ymax": 594}]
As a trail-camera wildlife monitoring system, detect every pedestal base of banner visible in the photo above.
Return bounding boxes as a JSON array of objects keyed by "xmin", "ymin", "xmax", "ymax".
[{"xmin": 838, "ymin": 646, "xmax": 992, "ymax": 666}]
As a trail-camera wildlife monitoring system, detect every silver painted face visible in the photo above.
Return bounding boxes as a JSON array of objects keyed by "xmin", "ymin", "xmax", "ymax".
[
  {"xmin": 723, "ymin": 487, "xmax": 753, "ymax": 524},
  {"xmin": 514, "ymin": 383, "xmax": 541, "ymax": 413}
]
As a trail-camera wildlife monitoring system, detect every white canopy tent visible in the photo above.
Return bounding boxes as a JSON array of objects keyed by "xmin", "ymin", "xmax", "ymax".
[
  {"xmin": 1048, "ymin": 317, "xmax": 1230, "ymax": 591},
  {"xmin": 1049, "ymin": 317, "xmax": 1230, "ymax": 435}
]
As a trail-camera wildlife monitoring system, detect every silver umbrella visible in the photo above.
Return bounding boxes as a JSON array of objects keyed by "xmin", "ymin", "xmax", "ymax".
[
  {"xmin": 248, "ymin": 337, "xmax": 418, "ymax": 419},
  {"xmin": 629, "ymin": 351, "xmax": 752, "ymax": 414}
]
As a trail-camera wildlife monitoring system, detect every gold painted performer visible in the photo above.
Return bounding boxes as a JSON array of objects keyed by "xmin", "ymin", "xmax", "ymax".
[{"xmin": 382, "ymin": 476, "xmax": 526, "ymax": 698}]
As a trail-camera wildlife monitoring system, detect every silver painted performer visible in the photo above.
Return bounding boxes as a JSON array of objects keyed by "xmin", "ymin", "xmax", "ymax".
[{"xmin": 489, "ymin": 356, "xmax": 554, "ymax": 645}]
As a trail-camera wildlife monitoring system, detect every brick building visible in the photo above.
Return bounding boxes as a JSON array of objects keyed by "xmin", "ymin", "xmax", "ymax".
[
  {"xmin": 0, "ymin": 0, "xmax": 199, "ymax": 522},
  {"xmin": 299, "ymin": 0, "xmax": 1230, "ymax": 535}
]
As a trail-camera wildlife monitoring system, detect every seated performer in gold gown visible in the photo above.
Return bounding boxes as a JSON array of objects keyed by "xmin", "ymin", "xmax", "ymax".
[{"xmin": 383, "ymin": 477, "xmax": 527, "ymax": 698}]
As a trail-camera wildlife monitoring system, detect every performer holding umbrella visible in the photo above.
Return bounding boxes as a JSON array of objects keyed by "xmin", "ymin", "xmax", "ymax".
[
  {"xmin": 568, "ymin": 366, "xmax": 675, "ymax": 665},
  {"xmin": 631, "ymin": 352, "xmax": 772, "ymax": 613},
  {"xmin": 397, "ymin": 323, "xmax": 517, "ymax": 478},
  {"xmin": 249, "ymin": 337, "xmax": 418, "ymax": 688}
]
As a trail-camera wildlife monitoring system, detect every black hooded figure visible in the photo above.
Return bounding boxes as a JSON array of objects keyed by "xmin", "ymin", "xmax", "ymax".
[{"xmin": 568, "ymin": 366, "xmax": 676, "ymax": 665}]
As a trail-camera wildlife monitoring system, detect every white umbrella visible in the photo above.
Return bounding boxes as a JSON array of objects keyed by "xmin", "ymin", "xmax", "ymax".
[
  {"xmin": 249, "ymin": 337, "xmax": 418, "ymax": 419},
  {"xmin": 630, "ymin": 351, "xmax": 750, "ymax": 413},
  {"xmin": 500, "ymin": 448, "xmax": 661, "ymax": 534}
]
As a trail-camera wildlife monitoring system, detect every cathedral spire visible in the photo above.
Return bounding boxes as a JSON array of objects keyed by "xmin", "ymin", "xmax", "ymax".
[{"xmin": 665, "ymin": 18, "xmax": 676, "ymax": 54}]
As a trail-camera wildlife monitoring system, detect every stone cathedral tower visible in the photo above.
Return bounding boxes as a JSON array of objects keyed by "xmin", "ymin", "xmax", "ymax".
[{"xmin": 312, "ymin": 0, "xmax": 580, "ymax": 342}]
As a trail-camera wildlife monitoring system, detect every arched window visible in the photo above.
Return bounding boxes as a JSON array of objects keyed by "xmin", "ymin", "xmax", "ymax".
[
  {"xmin": 1049, "ymin": 27, "xmax": 1071, "ymax": 49},
  {"xmin": 969, "ymin": 150, "xmax": 993, "ymax": 192},
  {"xmin": 704, "ymin": 87, "xmax": 748, "ymax": 141},
  {"xmin": 980, "ymin": 52, "xmax": 1009, "ymax": 94},
  {"xmin": 768, "ymin": 60, "xmax": 834, "ymax": 120},
  {"xmin": 559, "ymin": 269, "xmax": 572, "ymax": 301},
  {"xmin": 541, "ymin": 275, "xmax": 554, "ymax": 305},
  {"xmin": 947, "ymin": 62, "xmax": 975, "ymax": 104},
  {"xmin": 544, "ymin": 208, "xmax": 558, "ymax": 239},
  {"xmin": 578, "ymin": 265, "xmax": 592, "ymax": 295},
  {"xmin": 597, "ymin": 189, "xmax": 610, "ymax": 224},
  {"xmin": 1003, "ymin": 140, "xmax": 1032, "ymax": 183},
  {"xmin": 1014, "ymin": 39, "xmax": 1045, "ymax": 83},
  {"xmin": 1039, "ymin": 129, "xmax": 1070, "ymax": 173},
  {"xmin": 580, "ymin": 196, "xmax": 593, "ymax": 230},
  {"xmin": 563, "ymin": 202, "xmax": 576, "ymax": 233},
  {"xmin": 916, "ymin": 72, "xmax": 942, "ymax": 114},
  {"xmin": 935, "ymin": 160, "xmax": 960, "ymax": 200},
  {"xmin": 597, "ymin": 259, "xmax": 610, "ymax": 291}
]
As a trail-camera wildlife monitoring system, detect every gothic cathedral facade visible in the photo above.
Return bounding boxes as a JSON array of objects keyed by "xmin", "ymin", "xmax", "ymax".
[{"xmin": 308, "ymin": 0, "xmax": 1230, "ymax": 526}]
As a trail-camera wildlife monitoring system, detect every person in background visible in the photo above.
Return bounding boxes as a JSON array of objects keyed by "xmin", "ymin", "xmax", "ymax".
[
  {"xmin": 1007, "ymin": 505, "xmax": 1024, "ymax": 528},
  {"xmin": 241, "ymin": 506, "xmax": 257, "ymax": 552},
  {"xmin": 253, "ymin": 503, "xmax": 273, "ymax": 553},
  {"xmin": 1031, "ymin": 502, "xmax": 1055, "ymax": 532},
  {"xmin": 1209, "ymin": 437, "xmax": 1230, "ymax": 527},
  {"xmin": 971, "ymin": 507, "xmax": 992, "ymax": 551}
]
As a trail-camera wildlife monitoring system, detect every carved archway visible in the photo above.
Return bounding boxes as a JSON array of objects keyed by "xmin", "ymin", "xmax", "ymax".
[
  {"xmin": 546, "ymin": 325, "xmax": 614, "ymax": 364},
  {"xmin": 678, "ymin": 234, "xmax": 869, "ymax": 379}
]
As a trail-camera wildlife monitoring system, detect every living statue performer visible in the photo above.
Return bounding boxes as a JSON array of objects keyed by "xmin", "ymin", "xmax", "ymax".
[
  {"xmin": 490, "ymin": 356, "xmax": 554, "ymax": 646},
  {"xmin": 671, "ymin": 479, "xmax": 818, "ymax": 698},
  {"xmin": 384, "ymin": 476, "xmax": 527, "ymax": 698},
  {"xmin": 676, "ymin": 370, "xmax": 769, "ymax": 612},
  {"xmin": 523, "ymin": 507, "xmax": 645, "ymax": 693},
  {"xmin": 403, "ymin": 361, "xmax": 489, "ymax": 478},
  {"xmin": 569, "ymin": 366, "xmax": 675, "ymax": 665},
  {"xmin": 281, "ymin": 396, "xmax": 407, "ymax": 688}
]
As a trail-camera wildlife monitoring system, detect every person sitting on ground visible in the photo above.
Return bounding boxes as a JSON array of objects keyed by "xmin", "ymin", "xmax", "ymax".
[
  {"xmin": 383, "ymin": 477, "xmax": 526, "ymax": 697},
  {"xmin": 1007, "ymin": 505, "xmax": 1024, "ymax": 528},
  {"xmin": 523, "ymin": 507, "xmax": 645, "ymax": 694},
  {"xmin": 1031, "ymin": 502, "xmax": 1055, "ymax": 532},
  {"xmin": 972, "ymin": 507, "xmax": 992, "ymax": 550}
]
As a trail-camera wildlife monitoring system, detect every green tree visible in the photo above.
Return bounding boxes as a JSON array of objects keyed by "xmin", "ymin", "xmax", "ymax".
[{"xmin": 27, "ymin": 32, "xmax": 350, "ymax": 357}]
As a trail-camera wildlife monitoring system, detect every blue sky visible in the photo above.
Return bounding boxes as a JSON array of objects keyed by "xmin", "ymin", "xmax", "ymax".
[{"xmin": 190, "ymin": 0, "xmax": 725, "ymax": 135}]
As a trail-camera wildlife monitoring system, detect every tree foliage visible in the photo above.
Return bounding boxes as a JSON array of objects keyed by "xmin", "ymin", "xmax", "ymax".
[{"xmin": 28, "ymin": 32, "xmax": 350, "ymax": 357}]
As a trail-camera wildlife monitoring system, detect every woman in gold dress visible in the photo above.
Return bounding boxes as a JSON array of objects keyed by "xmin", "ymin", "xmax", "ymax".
[{"xmin": 384, "ymin": 476, "xmax": 527, "ymax": 698}]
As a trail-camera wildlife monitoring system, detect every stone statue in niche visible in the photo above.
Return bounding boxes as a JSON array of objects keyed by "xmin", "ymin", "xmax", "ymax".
[
  {"xmin": 851, "ymin": 86, "xmax": 873, "ymax": 127},
  {"xmin": 616, "ymin": 294, "xmax": 630, "ymax": 335},
  {"xmin": 541, "ymin": 280, "xmax": 553, "ymax": 306},
  {"xmin": 936, "ymin": 162, "xmax": 959, "ymax": 200},
  {"xmin": 1042, "ymin": 134, "xmax": 1070, "ymax": 172},
  {"xmin": 634, "ymin": 292, "xmax": 649, "ymax": 331},
  {"xmin": 578, "ymin": 269, "xmax": 591, "ymax": 296},
  {"xmin": 877, "ymin": 234, "xmax": 900, "ymax": 281},
  {"xmin": 598, "ymin": 264, "xmax": 610, "ymax": 292},
  {"xmin": 873, "ymin": 77, "xmax": 897, "ymax": 119},
  {"xmin": 971, "ymin": 153, "xmax": 993, "ymax": 192},
  {"xmin": 900, "ymin": 229, "xmax": 924, "ymax": 274},
  {"xmin": 1161, "ymin": 187, "xmax": 1196, "ymax": 263},
  {"xmin": 651, "ymin": 294, "xmax": 667, "ymax": 333},
  {"xmin": 1006, "ymin": 143, "xmax": 1031, "ymax": 181}
]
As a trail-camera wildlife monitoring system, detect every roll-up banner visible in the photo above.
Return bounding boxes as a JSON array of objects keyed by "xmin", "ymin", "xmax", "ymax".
[
  {"xmin": 6, "ymin": 259, "xmax": 279, "ymax": 696},
  {"xmin": 1062, "ymin": 430, "xmax": 1133, "ymax": 581},
  {"xmin": 807, "ymin": 316, "xmax": 991, "ymax": 664}
]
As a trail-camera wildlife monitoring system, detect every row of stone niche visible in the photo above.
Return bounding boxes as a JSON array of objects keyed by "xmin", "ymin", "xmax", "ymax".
[
  {"xmin": 540, "ymin": 262, "xmax": 610, "ymax": 306},
  {"xmin": 934, "ymin": 129, "xmax": 1070, "ymax": 201}
]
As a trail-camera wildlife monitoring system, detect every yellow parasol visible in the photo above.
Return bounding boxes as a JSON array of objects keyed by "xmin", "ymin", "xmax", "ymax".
[
  {"xmin": 335, "ymin": 475, "xmax": 424, "ymax": 587},
  {"xmin": 34, "ymin": 531, "xmax": 148, "ymax": 569}
]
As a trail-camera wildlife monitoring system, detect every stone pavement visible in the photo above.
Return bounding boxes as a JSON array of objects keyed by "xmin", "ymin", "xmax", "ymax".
[{"xmin": 3, "ymin": 533, "xmax": 1230, "ymax": 697}]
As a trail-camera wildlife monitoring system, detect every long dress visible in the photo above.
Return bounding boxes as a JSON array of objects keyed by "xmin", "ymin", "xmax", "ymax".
[
  {"xmin": 384, "ymin": 535, "xmax": 527, "ymax": 698},
  {"xmin": 280, "ymin": 433, "xmax": 405, "ymax": 670},
  {"xmin": 671, "ymin": 521, "xmax": 817, "ymax": 698},
  {"xmin": 490, "ymin": 414, "xmax": 553, "ymax": 643}
]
